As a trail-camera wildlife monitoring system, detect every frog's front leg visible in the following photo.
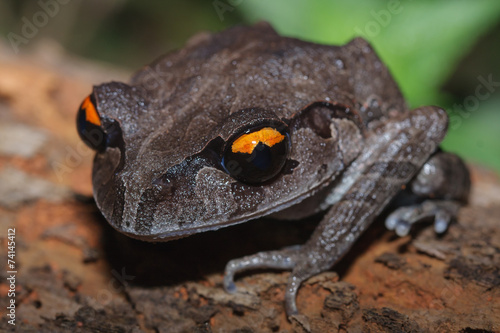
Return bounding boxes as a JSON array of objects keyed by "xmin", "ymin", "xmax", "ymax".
[{"xmin": 225, "ymin": 106, "xmax": 450, "ymax": 316}]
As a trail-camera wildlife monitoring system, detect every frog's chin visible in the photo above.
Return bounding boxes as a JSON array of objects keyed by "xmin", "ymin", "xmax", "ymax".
[
  {"xmin": 122, "ymin": 223, "xmax": 237, "ymax": 242},
  {"xmin": 119, "ymin": 179, "xmax": 330, "ymax": 242}
]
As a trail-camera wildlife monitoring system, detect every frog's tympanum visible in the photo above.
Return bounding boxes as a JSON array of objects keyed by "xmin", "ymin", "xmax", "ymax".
[{"xmin": 76, "ymin": 22, "xmax": 470, "ymax": 316}]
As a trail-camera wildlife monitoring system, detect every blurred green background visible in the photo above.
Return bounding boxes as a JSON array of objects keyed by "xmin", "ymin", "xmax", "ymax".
[{"xmin": 1, "ymin": 0, "xmax": 499, "ymax": 173}]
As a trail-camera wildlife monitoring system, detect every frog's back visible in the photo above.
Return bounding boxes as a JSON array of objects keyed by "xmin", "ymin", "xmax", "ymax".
[{"xmin": 131, "ymin": 22, "xmax": 408, "ymax": 128}]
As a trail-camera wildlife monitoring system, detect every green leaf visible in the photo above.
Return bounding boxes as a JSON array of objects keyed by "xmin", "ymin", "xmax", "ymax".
[{"xmin": 442, "ymin": 97, "xmax": 500, "ymax": 172}]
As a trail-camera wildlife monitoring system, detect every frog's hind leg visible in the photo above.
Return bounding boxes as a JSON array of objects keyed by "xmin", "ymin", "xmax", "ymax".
[{"xmin": 385, "ymin": 151, "xmax": 470, "ymax": 237}]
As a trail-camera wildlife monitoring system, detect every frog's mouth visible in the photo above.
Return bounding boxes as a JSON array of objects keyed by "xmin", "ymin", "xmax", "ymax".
[{"xmin": 123, "ymin": 171, "xmax": 340, "ymax": 242}]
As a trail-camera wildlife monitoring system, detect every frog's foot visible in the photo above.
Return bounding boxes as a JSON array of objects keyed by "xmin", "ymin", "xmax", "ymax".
[
  {"xmin": 385, "ymin": 200, "xmax": 461, "ymax": 237},
  {"xmin": 224, "ymin": 245, "xmax": 320, "ymax": 316},
  {"xmin": 224, "ymin": 245, "xmax": 300, "ymax": 293}
]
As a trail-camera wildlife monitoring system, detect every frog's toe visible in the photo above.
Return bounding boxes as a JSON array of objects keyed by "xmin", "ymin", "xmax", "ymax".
[
  {"xmin": 223, "ymin": 247, "xmax": 300, "ymax": 294},
  {"xmin": 284, "ymin": 267, "xmax": 310, "ymax": 316},
  {"xmin": 223, "ymin": 270, "xmax": 237, "ymax": 293},
  {"xmin": 284, "ymin": 256, "xmax": 333, "ymax": 318},
  {"xmin": 395, "ymin": 219, "xmax": 412, "ymax": 237},
  {"xmin": 385, "ymin": 200, "xmax": 460, "ymax": 237},
  {"xmin": 433, "ymin": 208, "xmax": 453, "ymax": 233},
  {"xmin": 385, "ymin": 206, "xmax": 414, "ymax": 236}
]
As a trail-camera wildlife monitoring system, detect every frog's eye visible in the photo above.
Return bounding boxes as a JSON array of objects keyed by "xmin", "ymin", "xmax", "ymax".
[
  {"xmin": 76, "ymin": 94, "xmax": 107, "ymax": 152},
  {"xmin": 222, "ymin": 125, "xmax": 290, "ymax": 184}
]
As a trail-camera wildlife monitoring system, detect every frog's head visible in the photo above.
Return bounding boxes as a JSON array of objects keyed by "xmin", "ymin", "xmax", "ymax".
[
  {"xmin": 77, "ymin": 81, "xmax": 363, "ymax": 241},
  {"xmin": 75, "ymin": 23, "xmax": 378, "ymax": 241}
]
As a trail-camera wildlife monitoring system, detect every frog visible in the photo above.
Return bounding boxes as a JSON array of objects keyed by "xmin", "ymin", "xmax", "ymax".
[{"xmin": 76, "ymin": 22, "xmax": 470, "ymax": 317}]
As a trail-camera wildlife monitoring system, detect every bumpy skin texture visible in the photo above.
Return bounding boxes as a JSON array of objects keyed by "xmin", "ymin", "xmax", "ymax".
[
  {"xmin": 87, "ymin": 22, "xmax": 470, "ymax": 317},
  {"xmin": 91, "ymin": 22, "xmax": 406, "ymax": 238}
]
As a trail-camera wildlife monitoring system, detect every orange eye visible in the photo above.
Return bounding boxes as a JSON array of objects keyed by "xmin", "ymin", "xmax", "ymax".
[
  {"xmin": 222, "ymin": 124, "xmax": 290, "ymax": 184},
  {"xmin": 81, "ymin": 95, "xmax": 101, "ymax": 126},
  {"xmin": 231, "ymin": 127, "xmax": 285, "ymax": 154},
  {"xmin": 76, "ymin": 94, "xmax": 107, "ymax": 151}
]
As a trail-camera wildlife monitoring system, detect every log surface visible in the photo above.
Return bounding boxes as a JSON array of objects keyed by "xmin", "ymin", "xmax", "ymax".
[{"xmin": 0, "ymin": 43, "xmax": 499, "ymax": 333}]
